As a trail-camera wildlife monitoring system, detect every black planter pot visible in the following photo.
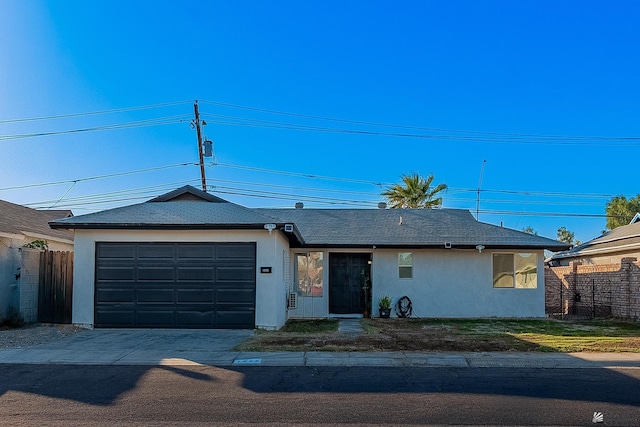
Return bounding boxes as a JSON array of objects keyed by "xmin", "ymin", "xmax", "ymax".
[{"xmin": 379, "ymin": 308, "xmax": 391, "ymax": 318}]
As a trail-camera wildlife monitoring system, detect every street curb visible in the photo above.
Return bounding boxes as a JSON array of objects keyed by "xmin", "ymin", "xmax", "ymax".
[{"xmin": 2, "ymin": 349, "xmax": 640, "ymax": 368}]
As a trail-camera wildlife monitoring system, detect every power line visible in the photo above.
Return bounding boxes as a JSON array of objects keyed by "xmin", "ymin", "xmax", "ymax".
[
  {"xmin": 0, "ymin": 100, "xmax": 191, "ymax": 124},
  {"xmin": 215, "ymin": 162, "xmax": 388, "ymax": 186},
  {"xmin": 0, "ymin": 115, "xmax": 191, "ymax": 141},
  {"xmin": 200, "ymin": 99, "xmax": 640, "ymax": 143},
  {"xmin": 0, "ymin": 162, "xmax": 197, "ymax": 192},
  {"xmin": 214, "ymin": 162, "xmax": 629, "ymax": 200},
  {"xmin": 209, "ymin": 178, "xmax": 382, "ymax": 197},
  {"xmin": 203, "ymin": 117, "xmax": 640, "ymax": 146},
  {"xmin": 207, "ymin": 187, "xmax": 619, "ymax": 217},
  {"xmin": 25, "ymin": 180, "xmax": 201, "ymax": 210}
]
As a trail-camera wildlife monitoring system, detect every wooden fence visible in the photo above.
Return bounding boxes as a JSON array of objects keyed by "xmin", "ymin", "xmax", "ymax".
[{"xmin": 38, "ymin": 251, "xmax": 74, "ymax": 323}]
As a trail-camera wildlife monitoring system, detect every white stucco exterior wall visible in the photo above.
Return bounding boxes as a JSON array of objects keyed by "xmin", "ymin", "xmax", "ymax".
[
  {"xmin": 371, "ymin": 249, "xmax": 546, "ymax": 318},
  {"xmin": 287, "ymin": 249, "xmax": 374, "ymax": 319},
  {"xmin": 71, "ymin": 229, "xmax": 289, "ymax": 330},
  {"xmin": 287, "ymin": 249, "xmax": 330, "ymax": 319},
  {"xmin": 0, "ymin": 237, "xmax": 21, "ymax": 319}
]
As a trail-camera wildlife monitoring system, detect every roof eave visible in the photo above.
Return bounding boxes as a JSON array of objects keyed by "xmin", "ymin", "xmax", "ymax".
[
  {"xmin": 49, "ymin": 222, "xmax": 276, "ymax": 230},
  {"xmin": 288, "ymin": 242, "xmax": 569, "ymax": 250}
]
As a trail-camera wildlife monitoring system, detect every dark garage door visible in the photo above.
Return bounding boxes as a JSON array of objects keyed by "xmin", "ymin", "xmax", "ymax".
[{"xmin": 95, "ymin": 242, "xmax": 256, "ymax": 329}]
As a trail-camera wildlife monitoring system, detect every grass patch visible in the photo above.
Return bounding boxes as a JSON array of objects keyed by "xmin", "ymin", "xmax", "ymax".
[
  {"xmin": 278, "ymin": 319, "xmax": 339, "ymax": 333},
  {"xmin": 234, "ymin": 319, "xmax": 339, "ymax": 352},
  {"xmin": 235, "ymin": 318, "xmax": 640, "ymax": 353}
]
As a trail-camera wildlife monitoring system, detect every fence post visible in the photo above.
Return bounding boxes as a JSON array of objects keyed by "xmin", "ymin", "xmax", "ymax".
[
  {"xmin": 621, "ymin": 258, "xmax": 637, "ymax": 319},
  {"xmin": 592, "ymin": 278, "xmax": 595, "ymax": 319},
  {"xmin": 560, "ymin": 279, "xmax": 564, "ymax": 320}
]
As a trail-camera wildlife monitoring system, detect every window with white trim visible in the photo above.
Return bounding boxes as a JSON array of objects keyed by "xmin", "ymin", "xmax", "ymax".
[
  {"xmin": 492, "ymin": 253, "xmax": 538, "ymax": 288},
  {"xmin": 398, "ymin": 252, "xmax": 412, "ymax": 279}
]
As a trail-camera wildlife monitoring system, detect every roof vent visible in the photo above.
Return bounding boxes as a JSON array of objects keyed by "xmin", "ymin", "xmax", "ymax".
[
  {"xmin": 295, "ymin": 202, "xmax": 304, "ymax": 209},
  {"xmin": 378, "ymin": 202, "xmax": 387, "ymax": 209}
]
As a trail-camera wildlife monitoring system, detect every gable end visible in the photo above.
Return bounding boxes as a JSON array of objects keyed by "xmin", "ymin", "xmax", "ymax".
[{"xmin": 148, "ymin": 185, "xmax": 228, "ymax": 203}]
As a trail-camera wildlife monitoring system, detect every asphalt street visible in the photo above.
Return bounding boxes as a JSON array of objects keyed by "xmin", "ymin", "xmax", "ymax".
[{"xmin": 1, "ymin": 364, "xmax": 639, "ymax": 426}]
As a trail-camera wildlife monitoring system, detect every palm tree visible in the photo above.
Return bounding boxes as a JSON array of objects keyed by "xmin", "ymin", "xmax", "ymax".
[{"xmin": 382, "ymin": 173, "xmax": 447, "ymax": 209}]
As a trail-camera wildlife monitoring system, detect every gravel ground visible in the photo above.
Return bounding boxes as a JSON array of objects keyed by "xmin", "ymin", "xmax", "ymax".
[{"xmin": 0, "ymin": 324, "xmax": 87, "ymax": 348}]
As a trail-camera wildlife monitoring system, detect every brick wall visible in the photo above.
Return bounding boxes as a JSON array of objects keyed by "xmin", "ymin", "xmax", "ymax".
[{"xmin": 545, "ymin": 258, "xmax": 640, "ymax": 320}]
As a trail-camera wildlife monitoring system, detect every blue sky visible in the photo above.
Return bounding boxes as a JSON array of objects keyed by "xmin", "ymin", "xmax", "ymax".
[{"xmin": 1, "ymin": 0, "xmax": 639, "ymax": 243}]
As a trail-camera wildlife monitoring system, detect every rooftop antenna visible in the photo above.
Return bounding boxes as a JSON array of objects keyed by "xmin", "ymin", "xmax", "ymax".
[{"xmin": 476, "ymin": 159, "xmax": 486, "ymax": 220}]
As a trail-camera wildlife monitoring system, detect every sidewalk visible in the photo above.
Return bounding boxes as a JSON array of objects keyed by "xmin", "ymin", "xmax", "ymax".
[
  {"xmin": 2, "ymin": 327, "xmax": 639, "ymax": 368},
  {"xmin": 1, "ymin": 347, "xmax": 640, "ymax": 368}
]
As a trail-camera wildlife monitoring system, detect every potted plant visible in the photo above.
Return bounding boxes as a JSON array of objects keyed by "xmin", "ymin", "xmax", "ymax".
[{"xmin": 378, "ymin": 295, "xmax": 392, "ymax": 318}]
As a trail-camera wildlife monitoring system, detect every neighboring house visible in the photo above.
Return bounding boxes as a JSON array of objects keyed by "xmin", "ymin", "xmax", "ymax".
[
  {"xmin": 50, "ymin": 185, "xmax": 569, "ymax": 330},
  {"xmin": 547, "ymin": 217, "xmax": 640, "ymax": 266},
  {"xmin": 0, "ymin": 200, "xmax": 74, "ymax": 320}
]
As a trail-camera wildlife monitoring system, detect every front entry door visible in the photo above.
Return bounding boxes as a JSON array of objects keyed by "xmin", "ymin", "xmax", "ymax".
[{"xmin": 329, "ymin": 253, "xmax": 371, "ymax": 314}]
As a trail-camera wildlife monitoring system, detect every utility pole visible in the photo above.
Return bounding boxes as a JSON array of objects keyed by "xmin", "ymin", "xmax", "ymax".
[{"xmin": 193, "ymin": 100, "xmax": 207, "ymax": 192}]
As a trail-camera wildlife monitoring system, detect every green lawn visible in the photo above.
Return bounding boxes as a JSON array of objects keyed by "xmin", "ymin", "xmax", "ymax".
[{"xmin": 236, "ymin": 318, "xmax": 640, "ymax": 353}]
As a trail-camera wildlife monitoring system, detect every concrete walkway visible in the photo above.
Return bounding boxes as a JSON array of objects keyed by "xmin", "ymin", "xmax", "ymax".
[
  {"xmin": 1, "ymin": 329, "xmax": 640, "ymax": 368},
  {"xmin": 338, "ymin": 318, "xmax": 363, "ymax": 335}
]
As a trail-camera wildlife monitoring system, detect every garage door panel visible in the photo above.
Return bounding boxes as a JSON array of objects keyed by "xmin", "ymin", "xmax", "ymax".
[
  {"xmin": 137, "ymin": 267, "xmax": 174, "ymax": 281},
  {"xmin": 216, "ymin": 244, "xmax": 255, "ymax": 260},
  {"xmin": 95, "ymin": 309, "xmax": 135, "ymax": 326},
  {"xmin": 97, "ymin": 244, "xmax": 136, "ymax": 259},
  {"xmin": 177, "ymin": 245, "xmax": 215, "ymax": 260},
  {"xmin": 176, "ymin": 310, "xmax": 214, "ymax": 326},
  {"xmin": 96, "ymin": 288, "xmax": 135, "ymax": 303},
  {"xmin": 97, "ymin": 267, "xmax": 135, "ymax": 282},
  {"xmin": 216, "ymin": 266, "xmax": 254, "ymax": 281},
  {"xmin": 137, "ymin": 310, "xmax": 175, "ymax": 327},
  {"xmin": 216, "ymin": 288, "xmax": 255, "ymax": 303},
  {"xmin": 216, "ymin": 310, "xmax": 255, "ymax": 329},
  {"xmin": 177, "ymin": 267, "xmax": 214, "ymax": 281},
  {"xmin": 137, "ymin": 288, "xmax": 174, "ymax": 303},
  {"xmin": 95, "ymin": 242, "xmax": 255, "ymax": 329},
  {"xmin": 177, "ymin": 289, "xmax": 214, "ymax": 303},
  {"xmin": 137, "ymin": 245, "xmax": 175, "ymax": 259}
]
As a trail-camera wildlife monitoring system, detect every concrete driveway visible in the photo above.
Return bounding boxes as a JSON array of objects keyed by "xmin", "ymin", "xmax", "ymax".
[
  {"xmin": 36, "ymin": 328, "xmax": 254, "ymax": 351},
  {"xmin": 0, "ymin": 328, "xmax": 255, "ymax": 365}
]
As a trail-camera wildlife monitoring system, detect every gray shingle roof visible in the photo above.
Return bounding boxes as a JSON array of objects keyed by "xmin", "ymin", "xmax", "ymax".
[
  {"xmin": 50, "ymin": 185, "xmax": 568, "ymax": 250},
  {"xmin": 0, "ymin": 199, "xmax": 74, "ymax": 241},
  {"xmin": 257, "ymin": 207, "xmax": 569, "ymax": 249},
  {"xmin": 549, "ymin": 221, "xmax": 640, "ymax": 260},
  {"xmin": 50, "ymin": 185, "xmax": 282, "ymax": 229},
  {"xmin": 50, "ymin": 200, "xmax": 281, "ymax": 228}
]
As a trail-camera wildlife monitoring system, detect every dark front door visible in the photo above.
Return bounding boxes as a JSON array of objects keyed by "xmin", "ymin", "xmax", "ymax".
[{"xmin": 329, "ymin": 253, "xmax": 371, "ymax": 314}]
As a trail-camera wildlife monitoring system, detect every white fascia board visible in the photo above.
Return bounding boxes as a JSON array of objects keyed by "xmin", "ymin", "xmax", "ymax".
[
  {"xmin": 20, "ymin": 230, "xmax": 74, "ymax": 245},
  {"xmin": 0, "ymin": 231, "xmax": 24, "ymax": 240},
  {"xmin": 551, "ymin": 242, "xmax": 640, "ymax": 259}
]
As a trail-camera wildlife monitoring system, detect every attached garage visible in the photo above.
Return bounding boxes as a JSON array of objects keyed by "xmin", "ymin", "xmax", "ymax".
[{"xmin": 95, "ymin": 242, "xmax": 256, "ymax": 329}]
